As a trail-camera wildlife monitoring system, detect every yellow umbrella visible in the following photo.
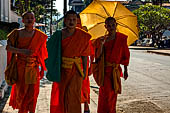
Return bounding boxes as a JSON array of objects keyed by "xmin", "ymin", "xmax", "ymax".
[{"xmin": 80, "ymin": 0, "xmax": 139, "ymax": 45}]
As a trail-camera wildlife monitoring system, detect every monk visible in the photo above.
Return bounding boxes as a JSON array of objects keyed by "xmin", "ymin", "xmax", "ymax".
[
  {"xmin": 76, "ymin": 14, "xmax": 91, "ymax": 113},
  {"xmin": 92, "ymin": 17, "xmax": 130, "ymax": 113},
  {"xmin": 46, "ymin": 10, "xmax": 92, "ymax": 113},
  {"xmin": 6, "ymin": 11, "xmax": 48, "ymax": 113}
]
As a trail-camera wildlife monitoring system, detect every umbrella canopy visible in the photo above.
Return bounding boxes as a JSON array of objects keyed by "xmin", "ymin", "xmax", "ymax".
[{"xmin": 80, "ymin": 0, "xmax": 139, "ymax": 45}]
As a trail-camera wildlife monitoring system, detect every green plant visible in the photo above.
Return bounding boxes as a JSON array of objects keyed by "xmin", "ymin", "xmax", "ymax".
[
  {"xmin": 133, "ymin": 5, "xmax": 170, "ymax": 45},
  {"xmin": 0, "ymin": 29, "xmax": 8, "ymax": 40}
]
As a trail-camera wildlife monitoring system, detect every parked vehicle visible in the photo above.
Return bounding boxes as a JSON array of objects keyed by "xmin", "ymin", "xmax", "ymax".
[
  {"xmin": 35, "ymin": 23, "xmax": 46, "ymax": 33},
  {"xmin": 141, "ymin": 38, "xmax": 152, "ymax": 46},
  {"xmin": 136, "ymin": 40, "xmax": 142, "ymax": 46},
  {"xmin": 164, "ymin": 38, "xmax": 170, "ymax": 48}
]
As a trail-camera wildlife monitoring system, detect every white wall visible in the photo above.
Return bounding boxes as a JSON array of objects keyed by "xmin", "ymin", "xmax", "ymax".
[
  {"xmin": 0, "ymin": 0, "xmax": 10, "ymax": 22},
  {"xmin": 10, "ymin": 11, "xmax": 21, "ymax": 22},
  {"xmin": 0, "ymin": 0, "xmax": 21, "ymax": 23},
  {"xmin": 0, "ymin": 40, "xmax": 7, "ymax": 86}
]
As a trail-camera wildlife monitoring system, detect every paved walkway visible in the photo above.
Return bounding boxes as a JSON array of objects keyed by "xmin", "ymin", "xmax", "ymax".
[
  {"xmin": 2, "ymin": 79, "xmax": 52, "ymax": 113},
  {"xmin": 2, "ymin": 77, "xmax": 99, "ymax": 113}
]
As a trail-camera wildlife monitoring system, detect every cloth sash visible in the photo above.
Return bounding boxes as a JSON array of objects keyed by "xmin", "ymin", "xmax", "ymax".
[
  {"xmin": 45, "ymin": 30, "xmax": 61, "ymax": 82},
  {"xmin": 62, "ymin": 57, "xmax": 84, "ymax": 78},
  {"xmin": 105, "ymin": 62, "xmax": 121, "ymax": 94},
  {"xmin": 19, "ymin": 56, "xmax": 38, "ymax": 84}
]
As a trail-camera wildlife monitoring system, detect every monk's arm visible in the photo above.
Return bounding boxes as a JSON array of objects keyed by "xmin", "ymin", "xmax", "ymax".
[
  {"xmin": 124, "ymin": 65, "xmax": 128, "ymax": 80},
  {"xmin": 122, "ymin": 37, "xmax": 130, "ymax": 80},
  {"xmin": 92, "ymin": 38, "xmax": 104, "ymax": 63},
  {"xmin": 81, "ymin": 56, "xmax": 87, "ymax": 79},
  {"xmin": 6, "ymin": 40, "xmax": 33, "ymax": 55}
]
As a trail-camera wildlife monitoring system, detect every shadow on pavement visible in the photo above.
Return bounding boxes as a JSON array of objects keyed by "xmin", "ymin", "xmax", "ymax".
[
  {"xmin": 0, "ymin": 87, "xmax": 11, "ymax": 112},
  {"xmin": 90, "ymin": 86, "xmax": 99, "ymax": 95},
  {"xmin": 90, "ymin": 86, "xmax": 99, "ymax": 89},
  {"xmin": 40, "ymin": 77, "xmax": 52, "ymax": 88}
]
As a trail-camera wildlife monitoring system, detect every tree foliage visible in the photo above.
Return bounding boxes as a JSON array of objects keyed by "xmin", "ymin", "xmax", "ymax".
[
  {"xmin": 0, "ymin": 29, "xmax": 8, "ymax": 40},
  {"xmin": 133, "ymin": 5, "xmax": 170, "ymax": 41},
  {"xmin": 14, "ymin": 0, "xmax": 58, "ymax": 23}
]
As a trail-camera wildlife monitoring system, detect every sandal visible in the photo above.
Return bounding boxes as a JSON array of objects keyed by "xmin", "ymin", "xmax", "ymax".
[{"xmin": 84, "ymin": 110, "xmax": 90, "ymax": 113}]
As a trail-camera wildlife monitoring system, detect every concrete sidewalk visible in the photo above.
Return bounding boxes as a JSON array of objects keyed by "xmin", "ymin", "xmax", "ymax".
[
  {"xmin": 2, "ymin": 79, "xmax": 52, "ymax": 113},
  {"xmin": 1, "ymin": 77, "xmax": 99, "ymax": 113}
]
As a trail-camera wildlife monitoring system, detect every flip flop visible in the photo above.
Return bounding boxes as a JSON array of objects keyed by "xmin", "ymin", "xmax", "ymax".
[{"xmin": 84, "ymin": 110, "xmax": 90, "ymax": 113}]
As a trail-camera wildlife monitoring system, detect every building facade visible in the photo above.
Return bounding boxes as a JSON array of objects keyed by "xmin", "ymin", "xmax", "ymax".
[
  {"xmin": 0, "ymin": 0, "xmax": 21, "ymax": 23},
  {"xmin": 0, "ymin": 0, "xmax": 10, "ymax": 22},
  {"xmin": 69, "ymin": 0, "xmax": 85, "ymax": 13}
]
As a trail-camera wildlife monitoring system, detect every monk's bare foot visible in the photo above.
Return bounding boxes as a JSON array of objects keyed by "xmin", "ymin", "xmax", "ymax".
[{"xmin": 84, "ymin": 102, "xmax": 90, "ymax": 113}]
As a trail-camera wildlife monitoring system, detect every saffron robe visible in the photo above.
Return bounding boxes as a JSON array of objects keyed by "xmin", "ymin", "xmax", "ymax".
[
  {"xmin": 7, "ymin": 28, "xmax": 48, "ymax": 112},
  {"xmin": 81, "ymin": 57, "xmax": 90, "ymax": 103},
  {"xmin": 76, "ymin": 20, "xmax": 92, "ymax": 104},
  {"xmin": 92, "ymin": 32, "xmax": 130, "ymax": 113},
  {"xmin": 50, "ymin": 28, "xmax": 92, "ymax": 113},
  {"xmin": 81, "ymin": 41, "xmax": 94, "ymax": 103}
]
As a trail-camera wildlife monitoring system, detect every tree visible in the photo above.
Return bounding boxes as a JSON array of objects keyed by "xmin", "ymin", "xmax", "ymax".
[
  {"xmin": 14, "ymin": 0, "xmax": 56, "ymax": 23},
  {"xmin": 133, "ymin": 5, "xmax": 170, "ymax": 46},
  {"xmin": 0, "ymin": 29, "xmax": 8, "ymax": 40}
]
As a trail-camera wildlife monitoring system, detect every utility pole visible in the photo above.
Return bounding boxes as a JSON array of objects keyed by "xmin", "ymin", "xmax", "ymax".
[
  {"xmin": 28, "ymin": 0, "xmax": 31, "ymax": 11},
  {"xmin": 50, "ymin": 0, "xmax": 53, "ymax": 36},
  {"xmin": 152, "ymin": 0, "xmax": 163, "ymax": 6},
  {"xmin": 63, "ymin": 0, "xmax": 67, "ymax": 27},
  {"xmin": 160, "ymin": 0, "xmax": 162, "ymax": 6},
  {"xmin": 64, "ymin": 0, "xmax": 67, "ymax": 16},
  {"xmin": 44, "ymin": 13, "xmax": 47, "ymax": 33}
]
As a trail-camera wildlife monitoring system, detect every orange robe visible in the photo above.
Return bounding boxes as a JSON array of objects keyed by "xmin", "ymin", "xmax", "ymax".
[
  {"xmin": 81, "ymin": 41, "xmax": 94, "ymax": 104},
  {"xmin": 81, "ymin": 57, "xmax": 90, "ymax": 103},
  {"xmin": 7, "ymin": 29, "xmax": 48, "ymax": 113},
  {"xmin": 92, "ymin": 32, "xmax": 130, "ymax": 113},
  {"xmin": 50, "ymin": 28, "xmax": 92, "ymax": 113},
  {"xmin": 76, "ymin": 19, "xmax": 92, "ymax": 104}
]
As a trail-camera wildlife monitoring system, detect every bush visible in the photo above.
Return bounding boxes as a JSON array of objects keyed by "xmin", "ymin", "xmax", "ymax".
[{"xmin": 0, "ymin": 29, "xmax": 8, "ymax": 40}]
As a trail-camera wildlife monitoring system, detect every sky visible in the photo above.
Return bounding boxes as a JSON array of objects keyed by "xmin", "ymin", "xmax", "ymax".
[
  {"xmin": 54, "ymin": 0, "xmax": 129, "ymax": 16},
  {"xmin": 55, "ymin": 0, "xmax": 64, "ymax": 15},
  {"xmin": 55, "ymin": 0, "xmax": 70, "ymax": 17}
]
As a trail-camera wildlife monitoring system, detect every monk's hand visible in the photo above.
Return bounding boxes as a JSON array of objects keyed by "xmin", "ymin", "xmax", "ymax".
[
  {"xmin": 96, "ymin": 38, "xmax": 105, "ymax": 59},
  {"xmin": 21, "ymin": 49, "xmax": 34, "ymax": 56},
  {"xmin": 100, "ymin": 37, "xmax": 105, "ymax": 45},
  {"xmin": 124, "ymin": 70, "xmax": 128, "ymax": 80}
]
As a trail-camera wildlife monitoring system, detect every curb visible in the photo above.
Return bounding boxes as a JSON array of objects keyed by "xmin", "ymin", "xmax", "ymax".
[
  {"xmin": 129, "ymin": 46, "xmax": 157, "ymax": 50},
  {"xmin": 147, "ymin": 50, "xmax": 170, "ymax": 56}
]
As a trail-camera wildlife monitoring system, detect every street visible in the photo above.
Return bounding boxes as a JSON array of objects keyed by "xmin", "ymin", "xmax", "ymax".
[
  {"xmin": 2, "ymin": 49, "xmax": 170, "ymax": 113},
  {"xmin": 116, "ymin": 49, "xmax": 170, "ymax": 113},
  {"xmin": 91, "ymin": 49, "xmax": 170, "ymax": 113}
]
